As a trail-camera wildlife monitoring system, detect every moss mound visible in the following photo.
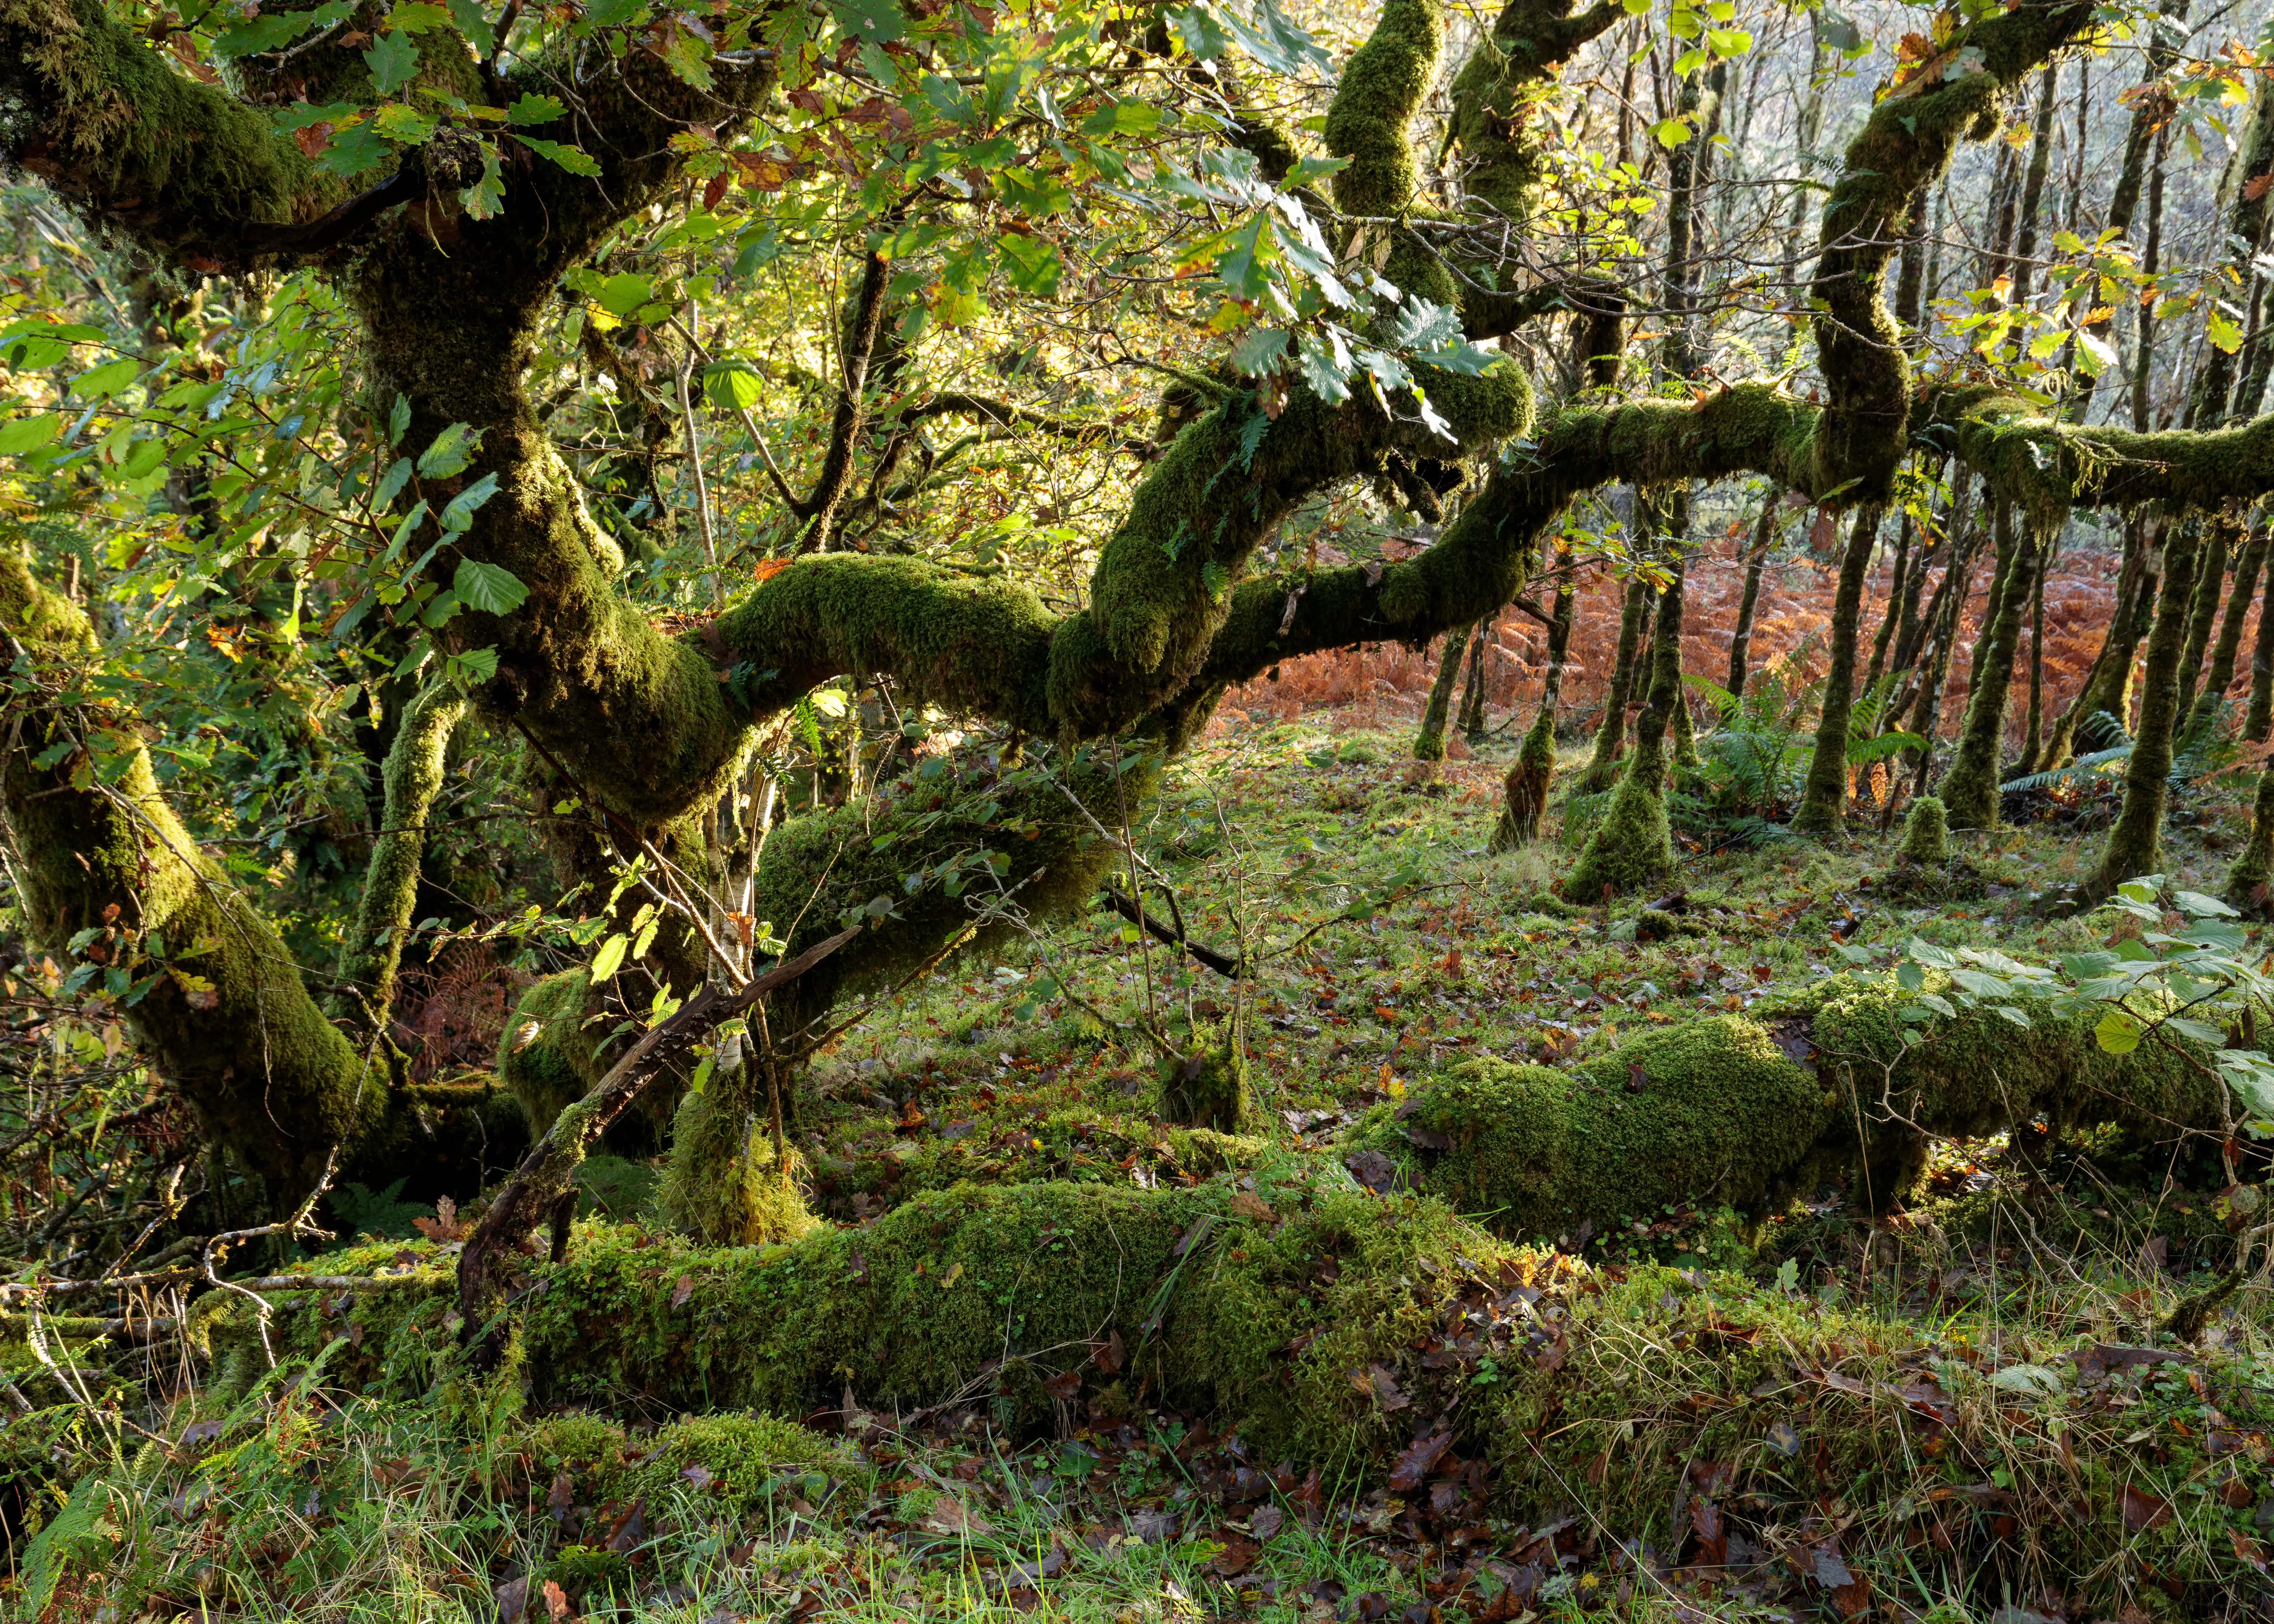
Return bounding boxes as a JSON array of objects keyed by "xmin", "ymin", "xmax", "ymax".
[
  {"xmin": 1354, "ymin": 1016, "xmax": 1831, "ymax": 1240},
  {"xmin": 1898, "ymin": 794, "xmax": 1951, "ymax": 867},
  {"xmin": 1364, "ymin": 981, "xmax": 2230, "ymax": 1234},
  {"xmin": 1562, "ymin": 768, "xmax": 1675, "ymax": 899},
  {"xmin": 523, "ymin": 1180, "xmax": 1551, "ymax": 1476}
]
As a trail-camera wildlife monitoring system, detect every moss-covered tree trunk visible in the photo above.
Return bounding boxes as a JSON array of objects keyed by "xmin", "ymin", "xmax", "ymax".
[
  {"xmin": 1934, "ymin": 501, "xmax": 2036, "ymax": 829},
  {"xmin": 335, "ymin": 683, "xmax": 467, "ymax": 1035},
  {"xmin": 2041, "ymin": 513, "xmax": 2152, "ymax": 765},
  {"xmin": 2184, "ymin": 516, "xmax": 2270, "ymax": 736},
  {"xmin": 1, "ymin": 546, "xmax": 409, "ymax": 1204},
  {"xmin": 1414, "ymin": 623, "xmax": 1477, "ymax": 760},
  {"xmin": 1727, "ymin": 488, "xmax": 1781, "ymax": 697},
  {"xmin": 1495, "ymin": 558, "xmax": 1574, "ymax": 849},
  {"xmin": 1864, "ymin": 508, "xmax": 1912, "ymax": 689},
  {"xmin": 1566, "ymin": 547, "xmax": 1683, "ymax": 898},
  {"xmin": 2246, "ymin": 566, "xmax": 2274, "ymax": 741},
  {"xmin": 1792, "ymin": 505, "xmax": 1881, "ymax": 837},
  {"xmin": 1458, "ymin": 621, "xmax": 1491, "ymax": 744},
  {"xmin": 1578, "ymin": 575, "xmax": 1650, "ymax": 791},
  {"xmin": 2173, "ymin": 516, "xmax": 2231, "ymax": 722},
  {"xmin": 2089, "ymin": 518, "xmax": 2204, "ymax": 898},
  {"xmin": 2225, "ymin": 751, "xmax": 2274, "ymax": 912},
  {"xmin": 2019, "ymin": 530, "xmax": 2052, "ymax": 770}
]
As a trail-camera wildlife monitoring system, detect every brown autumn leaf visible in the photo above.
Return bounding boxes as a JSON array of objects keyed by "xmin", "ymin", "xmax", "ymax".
[
  {"xmin": 1689, "ymin": 1495, "xmax": 1726, "ymax": 1566},
  {"xmin": 1356, "ymin": 1363, "xmax": 1412, "ymax": 1411},
  {"xmin": 1250, "ymin": 1503, "xmax": 1285, "ymax": 1540},
  {"xmin": 544, "ymin": 1577, "xmax": 574, "ymax": 1620},
  {"xmin": 2232, "ymin": 1528, "xmax": 2270, "ymax": 1571},
  {"xmin": 413, "ymin": 1196, "xmax": 470, "ymax": 1243},
  {"xmin": 494, "ymin": 1575, "xmax": 529, "ymax": 1623},
  {"xmin": 1207, "ymin": 1533, "xmax": 1261, "ymax": 1577},
  {"xmin": 1228, "ymin": 1189, "xmax": 1275, "ymax": 1223},
  {"xmin": 1092, "ymin": 1328, "xmax": 1125, "ymax": 1375},
  {"xmin": 926, "ymin": 1497, "xmax": 995, "ymax": 1537},
  {"xmin": 670, "ymin": 1275, "xmax": 696, "ymax": 1309},
  {"xmin": 2249, "ymin": 173, "xmax": 2274, "ymax": 201},
  {"xmin": 1387, "ymin": 1430, "xmax": 1454, "ymax": 1490},
  {"xmin": 2122, "ymin": 1481, "xmax": 2173, "ymax": 1533}
]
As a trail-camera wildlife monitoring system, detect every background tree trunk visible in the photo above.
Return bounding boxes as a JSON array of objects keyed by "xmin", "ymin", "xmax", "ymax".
[
  {"xmin": 2090, "ymin": 521, "xmax": 2205, "ymax": 898},
  {"xmin": 1496, "ymin": 561, "xmax": 1575, "ymax": 849},
  {"xmin": 1793, "ymin": 506, "xmax": 1882, "ymax": 836},
  {"xmin": 2184, "ymin": 517, "xmax": 2270, "ymax": 737},
  {"xmin": 1414, "ymin": 625, "xmax": 1478, "ymax": 760},
  {"xmin": 1727, "ymin": 490, "xmax": 1781, "ymax": 697},
  {"xmin": 1935, "ymin": 502, "xmax": 2036, "ymax": 828}
]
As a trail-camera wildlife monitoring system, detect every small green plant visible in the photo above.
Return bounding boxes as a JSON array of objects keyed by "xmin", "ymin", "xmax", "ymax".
[{"xmin": 1894, "ymin": 878, "xmax": 2274, "ymax": 1130}]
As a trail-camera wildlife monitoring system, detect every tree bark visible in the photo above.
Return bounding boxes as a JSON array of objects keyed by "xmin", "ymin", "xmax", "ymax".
[
  {"xmin": 1496, "ymin": 560, "xmax": 1575, "ymax": 849},
  {"xmin": 1458, "ymin": 621, "xmax": 1492, "ymax": 745},
  {"xmin": 1865, "ymin": 509, "xmax": 1913, "ymax": 690},
  {"xmin": 2089, "ymin": 519, "xmax": 2204, "ymax": 899},
  {"xmin": 1728, "ymin": 490, "xmax": 1781, "ymax": 697},
  {"xmin": 1793, "ymin": 505, "xmax": 1882, "ymax": 836},
  {"xmin": 335, "ymin": 684, "xmax": 467, "ymax": 1036},
  {"xmin": 1415, "ymin": 624, "xmax": 1479, "ymax": 761},
  {"xmin": 1567, "ymin": 553, "xmax": 1685, "ymax": 898},
  {"xmin": 1580, "ymin": 575, "xmax": 1651, "ymax": 791},
  {"xmin": 2021, "ymin": 530, "xmax": 2052, "ymax": 772},
  {"xmin": 1936, "ymin": 502, "xmax": 2037, "ymax": 828},
  {"xmin": 2184, "ymin": 517, "xmax": 2270, "ymax": 737},
  {"xmin": 2246, "ymin": 565, "xmax": 2274, "ymax": 741},
  {"xmin": 2174, "ymin": 517, "xmax": 2231, "ymax": 723}
]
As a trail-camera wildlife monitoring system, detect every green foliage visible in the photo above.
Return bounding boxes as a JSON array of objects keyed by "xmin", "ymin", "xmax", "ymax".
[{"xmin": 1894, "ymin": 880, "xmax": 2274, "ymax": 1129}]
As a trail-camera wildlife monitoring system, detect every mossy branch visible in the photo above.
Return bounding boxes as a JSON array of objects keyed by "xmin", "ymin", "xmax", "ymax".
[
  {"xmin": 1803, "ymin": 0, "xmax": 2096, "ymax": 503},
  {"xmin": 458, "ymin": 921, "xmax": 865, "ymax": 1362},
  {"xmin": 335, "ymin": 682, "xmax": 467, "ymax": 1036},
  {"xmin": 0, "ymin": 542, "xmax": 385, "ymax": 1203}
]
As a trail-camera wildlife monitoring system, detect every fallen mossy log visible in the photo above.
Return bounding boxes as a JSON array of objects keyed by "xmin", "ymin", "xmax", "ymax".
[
  {"xmin": 207, "ymin": 1181, "xmax": 2274, "ymax": 1612},
  {"xmin": 1360, "ymin": 979, "xmax": 2231, "ymax": 1242}
]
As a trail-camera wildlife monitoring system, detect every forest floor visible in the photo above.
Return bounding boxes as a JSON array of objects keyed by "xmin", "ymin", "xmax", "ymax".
[{"xmin": 18, "ymin": 696, "xmax": 2274, "ymax": 1624}]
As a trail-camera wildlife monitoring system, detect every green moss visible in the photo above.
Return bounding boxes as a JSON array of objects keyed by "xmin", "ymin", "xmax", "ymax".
[
  {"xmin": 335, "ymin": 682, "xmax": 466, "ymax": 1031},
  {"xmin": 1324, "ymin": 0, "xmax": 1442, "ymax": 219},
  {"xmin": 1899, "ymin": 795, "xmax": 1950, "ymax": 867},
  {"xmin": 1490, "ymin": 711, "xmax": 1556, "ymax": 849},
  {"xmin": 0, "ymin": 542, "xmax": 401, "ymax": 1205},
  {"xmin": 0, "ymin": 0, "xmax": 342, "ymax": 272},
  {"xmin": 1366, "ymin": 1020, "xmax": 1830, "ymax": 1238},
  {"xmin": 1155, "ymin": 1037, "xmax": 1259, "ymax": 1132},
  {"xmin": 518, "ymin": 1409, "xmax": 860, "ymax": 1515},
  {"xmin": 498, "ymin": 969, "xmax": 599, "ymax": 1138},
  {"xmin": 715, "ymin": 555, "xmax": 1058, "ymax": 736},
  {"xmin": 657, "ymin": 1082, "xmax": 822, "ymax": 1246},
  {"xmin": 523, "ymin": 1181, "xmax": 1544, "ymax": 1476},
  {"xmin": 1368, "ymin": 975, "xmax": 2231, "ymax": 1234},
  {"xmin": 2227, "ymin": 759, "xmax": 2274, "ymax": 911},
  {"xmin": 1563, "ymin": 755, "xmax": 1674, "ymax": 899}
]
